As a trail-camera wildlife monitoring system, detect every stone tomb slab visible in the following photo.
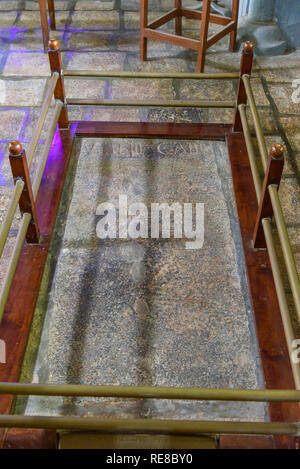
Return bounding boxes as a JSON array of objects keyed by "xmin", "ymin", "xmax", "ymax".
[{"xmin": 24, "ymin": 137, "xmax": 265, "ymax": 422}]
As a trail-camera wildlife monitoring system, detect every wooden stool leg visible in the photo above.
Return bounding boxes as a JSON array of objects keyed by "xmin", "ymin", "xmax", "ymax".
[
  {"xmin": 175, "ymin": 0, "xmax": 182, "ymax": 36},
  {"xmin": 48, "ymin": 0, "xmax": 56, "ymax": 30},
  {"xmin": 196, "ymin": 0, "xmax": 211, "ymax": 73},
  {"xmin": 229, "ymin": 0, "xmax": 239, "ymax": 52},
  {"xmin": 140, "ymin": 0, "xmax": 148, "ymax": 61},
  {"xmin": 38, "ymin": 0, "xmax": 49, "ymax": 52}
]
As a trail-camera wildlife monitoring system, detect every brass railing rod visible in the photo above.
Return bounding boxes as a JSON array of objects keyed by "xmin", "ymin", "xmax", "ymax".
[
  {"xmin": 27, "ymin": 72, "xmax": 59, "ymax": 168},
  {"xmin": 66, "ymin": 99, "xmax": 236, "ymax": 108},
  {"xmin": 0, "ymin": 180, "xmax": 24, "ymax": 259},
  {"xmin": 262, "ymin": 218, "xmax": 300, "ymax": 390},
  {"xmin": 64, "ymin": 70, "xmax": 240, "ymax": 80},
  {"xmin": 238, "ymin": 91, "xmax": 300, "ymax": 386},
  {"xmin": 238, "ymin": 103, "xmax": 262, "ymax": 200},
  {"xmin": 269, "ymin": 185, "xmax": 300, "ymax": 322},
  {"xmin": 0, "ymin": 415, "xmax": 298, "ymax": 435},
  {"xmin": 32, "ymin": 99, "xmax": 63, "ymax": 200},
  {"xmin": 0, "ymin": 213, "xmax": 31, "ymax": 324},
  {"xmin": 2, "ymin": 382, "xmax": 300, "ymax": 401},
  {"xmin": 242, "ymin": 74, "xmax": 268, "ymax": 171}
]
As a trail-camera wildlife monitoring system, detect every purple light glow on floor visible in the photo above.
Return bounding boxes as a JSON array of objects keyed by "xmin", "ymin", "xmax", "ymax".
[
  {"xmin": 6, "ymin": 26, "xmax": 45, "ymax": 52},
  {"xmin": 44, "ymin": 126, "xmax": 61, "ymax": 164}
]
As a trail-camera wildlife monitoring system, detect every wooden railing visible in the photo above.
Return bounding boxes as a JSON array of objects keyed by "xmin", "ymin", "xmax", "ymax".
[{"xmin": 0, "ymin": 40, "xmax": 299, "ymax": 437}]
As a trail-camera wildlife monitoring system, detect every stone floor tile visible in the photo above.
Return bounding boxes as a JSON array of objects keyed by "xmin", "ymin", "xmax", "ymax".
[
  {"xmin": 287, "ymin": 225, "xmax": 300, "ymax": 249},
  {"xmin": 64, "ymin": 78, "xmax": 105, "ymax": 100},
  {"xmin": 0, "ymin": 78, "xmax": 47, "ymax": 106},
  {"xmin": 268, "ymin": 83, "xmax": 300, "ymax": 114},
  {"xmin": 18, "ymin": 10, "xmax": 69, "ymax": 28},
  {"xmin": 279, "ymin": 177, "xmax": 300, "ymax": 225},
  {"xmin": 208, "ymin": 108, "xmax": 234, "ymax": 124},
  {"xmin": 71, "ymin": 10, "xmax": 119, "ymax": 30},
  {"xmin": 142, "ymin": 107, "xmax": 205, "ymax": 123},
  {"xmin": 0, "ymin": 1, "xmax": 20, "ymax": 10},
  {"xmin": 63, "ymin": 31, "xmax": 112, "ymax": 51},
  {"xmin": 121, "ymin": 0, "xmax": 149, "ymax": 11},
  {"xmin": 17, "ymin": 11, "xmax": 44, "ymax": 28},
  {"xmin": 111, "ymin": 78, "xmax": 175, "ymax": 100},
  {"xmin": 87, "ymin": 107, "xmax": 140, "ymax": 121},
  {"xmin": 260, "ymin": 67, "xmax": 300, "ymax": 83},
  {"xmin": 64, "ymin": 51, "xmax": 126, "ymax": 71},
  {"xmin": 3, "ymin": 52, "xmax": 50, "ymax": 76},
  {"xmin": 50, "ymin": 11, "xmax": 70, "ymax": 27},
  {"xmin": 280, "ymin": 116, "xmax": 300, "ymax": 153},
  {"xmin": 126, "ymin": 55, "xmax": 190, "ymax": 72},
  {"xmin": 124, "ymin": 11, "xmax": 161, "ymax": 30},
  {"xmin": 256, "ymin": 49, "xmax": 300, "ymax": 71},
  {"xmin": 74, "ymin": 0, "xmax": 115, "ymax": 10},
  {"xmin": 25, "ymin": 0, "xmax": 69, "ymax": 10},
  {"xmin": 0, "ymin": 11, "xmax": 17, "ymax": 27},
  {"xmin": 160, "ymin": 0, "xmax": 199, "ymax": 11},
  {"xmin": 180, "ymin": 78, "xmax": 235, "ymax": 101},
  {"xmin": 0, "ymin": 108, "xmax": 26, "ymax": 140},
  {"xmin": 0, "ymin": 236, "xmax": 19, "ymax": 290},
  {"xmin": 116, "ymin": 32, "xmax": 167, "ymax": 52}
]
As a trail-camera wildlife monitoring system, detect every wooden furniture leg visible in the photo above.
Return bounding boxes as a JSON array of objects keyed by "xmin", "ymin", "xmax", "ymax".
[
  {"xmin": 48, "ymin": 0, "xmax": 56, "ymax": 30},
  {"xmin": 39, "ymin": 0, "xmax": 49, "ymax": 52},
  {"xmin": 196, "ymin": 0, "xmax": 211, "ymax": 73},
  {"xmin": 140, "ymin": 0, "xmax": 148, "ymax": 61},
  {"xmin": 175, "ymin": 0, "xmax": 182, "ymax": 36},
  {"xmin": 139, "ymin": 0, "xmax": 239, "ymax": 72},
  {"xmin": 230, "ymin": 0, "xmax": 239, "ymax": 52}
]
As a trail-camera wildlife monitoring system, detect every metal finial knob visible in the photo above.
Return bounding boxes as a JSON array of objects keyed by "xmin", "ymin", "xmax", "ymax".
[
  {"xmin": 49, "ymin": 39, "xmax": 59, "ymax": 51},
  {"xmin": 8, "ymin": 141, "xmax": 22, "ymax": 156},
  {"xmin": 270, "ymin": 143, "xmax": 285, "ymax": 160},
  {"xmin": 243, "ymin": 41, "xmax": 254, "ymax": 53}
]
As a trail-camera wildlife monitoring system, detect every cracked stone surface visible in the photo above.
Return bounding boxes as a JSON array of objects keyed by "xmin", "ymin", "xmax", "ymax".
[{"xmin": 24, "ymin": 137, "xmax": 265, "ymax": 421}]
